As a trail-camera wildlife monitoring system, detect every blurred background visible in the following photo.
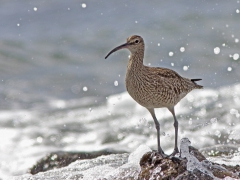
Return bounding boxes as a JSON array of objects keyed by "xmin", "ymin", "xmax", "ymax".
[{"xmin": 0, "ymin": 0, "xmax": 240, "ymax": 177}]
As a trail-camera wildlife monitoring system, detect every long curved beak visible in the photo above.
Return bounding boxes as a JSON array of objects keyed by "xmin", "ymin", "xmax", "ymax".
[{"xmin": 105, "ymin": 42, "xmax": 129, "ymax": 59}]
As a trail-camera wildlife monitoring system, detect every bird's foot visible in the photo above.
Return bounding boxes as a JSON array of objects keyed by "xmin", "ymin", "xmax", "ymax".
[
  {"xmin": 152, "ymin": 149, "xmax": 168, "ymax": 158},
  {"xmin": 159, "ymin": 152, "xmax": 168, "ymax": 158},
  {"xmin": 170, "ymin": 155, "xmax": 184, "ymax": 163},
  {"xmin": 158, "ymin": 149, "xmax": 168, "ymax": 158},
  {"xmin": 167, "ymin": 148, "xmax": 180, "ymax": 158},
  {"xmin": 153, "ymin": 148, "xmax": 180, "ymax": 159}
]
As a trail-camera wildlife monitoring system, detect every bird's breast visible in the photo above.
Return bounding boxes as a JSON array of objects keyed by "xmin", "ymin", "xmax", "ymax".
[{"xmin": 125, "ymin": 71, "xmax": 177, "ymax": 108}]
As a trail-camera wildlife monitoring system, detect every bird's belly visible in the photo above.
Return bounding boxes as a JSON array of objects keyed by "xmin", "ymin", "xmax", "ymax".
[{"xmin": 126, "ymin": 84, "xmax": 178, "ymax": 109}]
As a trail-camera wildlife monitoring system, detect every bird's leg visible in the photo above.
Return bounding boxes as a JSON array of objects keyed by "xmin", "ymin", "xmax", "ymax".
[
  {"xmin": 168, "ymin": 107, "xmax": 179, "ymax": 156},
  {"xmin": 147, "ymin": 108, "xmax": 166, "ymax": 157}
]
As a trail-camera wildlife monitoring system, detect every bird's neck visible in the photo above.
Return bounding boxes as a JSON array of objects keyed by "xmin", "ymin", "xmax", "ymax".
[{"xmin": 127, "ymin": 50, "xmax": 144, "ymax": 70}]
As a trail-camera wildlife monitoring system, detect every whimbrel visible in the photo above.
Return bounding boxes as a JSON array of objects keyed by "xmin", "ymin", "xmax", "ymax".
[{"xmin": 105, "ymin": 35, "xmax": 203, "ymax": 157}]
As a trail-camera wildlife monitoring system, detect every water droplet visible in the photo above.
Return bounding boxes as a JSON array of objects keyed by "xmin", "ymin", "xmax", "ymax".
[
  {"xmin": 148, "ymin": 123, "xmax": 152, "ymax": 129},
  {"xmin": 36, "ymin": 137, "xmax": 43, "ymax": 143},
  {"xmin": 89, "ymin": 108, "xmax": 92, "ymax": 112},
  {"xmin": 157, "ymin": 43, "xmax": 160, "ymax": 46},
  {"xmin": 183, "ymin": 66, "xmax": 189, "ymax": 71},
  {"xmin": 222, "ymin": 43, "xmax": 226, "ymax": 46},
  {"xmin": 235, "ymin": 39, "xmax": 239, "ymax": 43},
  {"xmin": 187, "ymin": 94, "xmax": 194, "ymax": 102},
  {"xmin": 171, "ymin": 63, "xmax": 174, "ymax": 66},
  {"xmin": 214, "ymin": 47, "xmax": 220, "ymax": 54},
  {"xmin": 51, "ymin": 154, "xmax": 58, "ymax": 160},
  {"xmin": 118, "ymin": 133, "xmax": 126, "ymax": 140},
  {"xmin": 169, "ymin": 52, "xmax": 174, "ymax": 56},
  {"xmin": 236, "ymin": 9, "xmax": 240, "ymax": 13},
  {"xmin": 139, "ymin": 118, "xmax": 144, "ymax": 123},
  {"xmin": 189, "ymin": 119, "xmax": 192, "ymax": 125},
  {"xmin": 33, "ymin": 7, "xmax": 38, "ymax": 11},
  {"xmin": 227, "ymin": 67, "xmax": 232, "ymax": 71},
  {"xmin": 180, "ymin": 47, "xmax": 185, "ymax": 52},
  {"xmin": 82, "ymin": 3, "xmax": 86, "ymax": 8},
  {"xmin": 114, "ymin": 80, "xmax": 118, "ymax": 86},
  {"xmin": 215, "ymin": 130, "xmax": 221, "ymax": 137},
  {"xmin": 135, "ymin": 21, "xmax": 138, "ymax": 23},
  {"xmin": 83, "ymin": 86, "xmax": 88, "ymax": 91},
  {"xmin": 17, "ymin": 23, "xmax": 20, "ymax": 26},
  {"xmin": 233, "ymin": 53, "xmax": 239, "ymax": 60},
  {"xmin": 230, "ymin": 109, "xmax": 238, "ymax": 115},
  {"xmin": 210, "ymin": 118, "xmax": 218, "ymax": 124}
]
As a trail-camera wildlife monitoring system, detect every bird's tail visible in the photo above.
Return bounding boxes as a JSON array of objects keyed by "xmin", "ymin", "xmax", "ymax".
[{"xmin": 191, "ymin": 79, "xmax": 203, "ymax": 89}]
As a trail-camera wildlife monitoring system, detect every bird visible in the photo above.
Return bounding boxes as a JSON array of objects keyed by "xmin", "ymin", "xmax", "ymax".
[{"xmin": 105, "ymin": 35, "xmax": 203, "ymax": 157}]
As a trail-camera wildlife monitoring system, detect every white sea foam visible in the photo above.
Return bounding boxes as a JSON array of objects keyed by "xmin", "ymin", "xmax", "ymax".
[
  {"xmin": 1, "ymin": 83, "xmax": 240, "ymax": 178},
  {"xmin": 8, "ymin": 145, "xmax": 151, "ymax": 180}
]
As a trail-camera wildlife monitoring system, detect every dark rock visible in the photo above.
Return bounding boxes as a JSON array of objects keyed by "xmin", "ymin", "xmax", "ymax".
[
  {"xmin": 29, "ymin": 150, "xmax": 126, "ymax": 175},
  {"xmin": 138, "ymin": 145, "xmax": 240, "ymax": 180}
]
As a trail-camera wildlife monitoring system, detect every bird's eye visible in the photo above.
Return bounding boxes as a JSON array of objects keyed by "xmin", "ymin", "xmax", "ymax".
[{"xmin": 135, "ymin": 40, "xmax": 139, "ymax": 44}]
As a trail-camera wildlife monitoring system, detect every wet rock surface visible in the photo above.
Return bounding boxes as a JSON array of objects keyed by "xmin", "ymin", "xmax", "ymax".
[
  {"xmin": 138, "ymin": 146, "xmax": 240, "ymax": 180},
  {"xmin": 28, "ymin": 139, "xmax": 240, "ymax": 179},
  {"xmin": 29, "ymin": 150, "xmax": 127, "ymax": 175}
]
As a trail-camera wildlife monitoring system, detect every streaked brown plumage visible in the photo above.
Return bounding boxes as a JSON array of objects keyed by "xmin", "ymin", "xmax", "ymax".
[{"xmin": 105, "ymin": 35, "xmax": 203, "ymax": 157}]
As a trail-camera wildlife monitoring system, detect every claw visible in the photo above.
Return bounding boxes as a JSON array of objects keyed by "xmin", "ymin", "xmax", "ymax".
[
  {"xmin": 158, "ymin": 148, "xmax": 168, "ymax": 158},
  {"xmin": 167, "ymin": 148, "xmax": 180, "ymax": 158},
  {"xmin": 152, "ymin": 150, "xmax": 168, "ymax": 159}
]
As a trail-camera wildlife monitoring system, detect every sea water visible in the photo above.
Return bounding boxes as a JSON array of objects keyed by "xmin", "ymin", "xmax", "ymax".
[
  {"xmin": 3, "ymin": 84, "xmax": 240, "ymax": 179},
  {"xmin": 0, "ymin": 0, "xmax": 240, "ymax": 179}
]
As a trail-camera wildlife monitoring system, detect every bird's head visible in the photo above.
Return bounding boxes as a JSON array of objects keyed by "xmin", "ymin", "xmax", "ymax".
[{"xmin": 105, "ymin": 35, "xmax": 144, "ymax": 59}]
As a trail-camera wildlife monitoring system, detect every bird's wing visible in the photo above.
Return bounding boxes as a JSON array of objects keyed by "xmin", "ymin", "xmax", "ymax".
[
  {"xmin": 153, "ymin": 67, "xmax": 183, "ymax": 79},
  {"xmin": 145, "ymin": 67, "xmax": 189, "ymax": 95}
]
